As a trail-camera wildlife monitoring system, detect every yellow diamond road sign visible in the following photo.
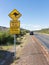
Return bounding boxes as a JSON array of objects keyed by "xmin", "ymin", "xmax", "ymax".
[
  {"xmin": 10, "ymin": 20, "xmax": 20, "ymax": 34},
  {"xmin": 9, "ymin": 9, "xmax": 22, "ymax": 20}
]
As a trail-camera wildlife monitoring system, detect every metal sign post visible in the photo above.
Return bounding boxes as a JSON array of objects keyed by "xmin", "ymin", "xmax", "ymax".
[
  {"xmin": 8, "ymin": 9, "xmax": 22, "ymax": 59},
  {"xmin": 14, "ymin": 34, "xmax": 16, "ymax": 59}
]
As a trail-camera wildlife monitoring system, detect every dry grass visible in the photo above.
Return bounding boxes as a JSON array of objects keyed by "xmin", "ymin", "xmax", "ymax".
[{"xmin": 0, "ymin": 45, "xmax": 13, "ymax": 51}]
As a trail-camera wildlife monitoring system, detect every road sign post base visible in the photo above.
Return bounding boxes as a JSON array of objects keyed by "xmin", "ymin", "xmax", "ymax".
[{"xmin": 14, "ymin": 34, "xmax": 16, "ymax": 60}]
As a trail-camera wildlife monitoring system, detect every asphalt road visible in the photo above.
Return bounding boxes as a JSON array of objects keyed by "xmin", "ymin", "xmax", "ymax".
[
  {"xmin": 16, "ymin": 35, "xmax": 49, "ymax": 65},
  {"xmin": 34, "ymin": 33, "xmax": 49, "ymax": 52}
]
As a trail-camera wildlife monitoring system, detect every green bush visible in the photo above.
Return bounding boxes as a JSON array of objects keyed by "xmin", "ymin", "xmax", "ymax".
[
  {"xmin": 20, "ymin": 30, "xmax": 26, "ymax": 36},
  {"xmin": 0, "ymin": 32, "xmax": 14, "ymax": 45},
  {"xmin": 7, "ymin": 35, "xmax": 14, "ymax": 44}
]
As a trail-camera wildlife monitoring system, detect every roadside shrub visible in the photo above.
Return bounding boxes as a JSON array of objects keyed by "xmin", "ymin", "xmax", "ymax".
[
  {"xmin": 0, "ymin": 33, "xmax": 7, "ymax": 45},
  {"xmin": 7, "ymin": 35, "xmax": 14, "ymax": 44},
  {"xmin": 20, "ymin": 30, "xmax": 26, "ymax": 36},
  {"xmin": 0, "ymin": 32, "xmax": 14, "ymax": 45}
]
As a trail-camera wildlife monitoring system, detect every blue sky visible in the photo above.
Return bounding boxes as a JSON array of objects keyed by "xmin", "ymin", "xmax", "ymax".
[{"xmin": 0, "ymin": 0, "xmax": 49, "ymax": 30}]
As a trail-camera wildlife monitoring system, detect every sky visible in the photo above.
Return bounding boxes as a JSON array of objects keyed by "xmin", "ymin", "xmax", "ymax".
[{"xmin": 0, "ymin": 0, "xmax": 49, "ymax": 31}]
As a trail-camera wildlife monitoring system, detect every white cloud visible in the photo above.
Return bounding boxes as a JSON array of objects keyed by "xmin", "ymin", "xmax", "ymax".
[
  {"xmin": 20, "ymin": 24, "xmax": 49, "ymax": 31},
  {"xmin": 20, "ymin": 24, "xmax": 42, "ymax": 31}
]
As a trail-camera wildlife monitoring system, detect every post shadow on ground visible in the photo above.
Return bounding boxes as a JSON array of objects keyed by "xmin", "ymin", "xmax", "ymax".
[{"xmin": 0, "ymin": 50, "xmax": 14, "ymax": 65}]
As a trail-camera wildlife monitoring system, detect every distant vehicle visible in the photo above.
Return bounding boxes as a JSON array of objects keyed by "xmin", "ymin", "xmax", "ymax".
[{"xmin": 30, "ymin": 31, "xmax": 34, "ymax": 35}]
